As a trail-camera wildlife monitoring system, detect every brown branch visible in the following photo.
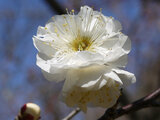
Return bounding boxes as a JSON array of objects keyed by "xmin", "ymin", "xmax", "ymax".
[
  {"xmin": 45, "ymin": 0, "xmax": 66, "ymax": 14},
  {"xmin": 62, "ymin": 108, "xmax": 81, "ymax": 120},
  {"xmin": 98, "ymin": 88, "xmax": 160, "ymax": 120}
]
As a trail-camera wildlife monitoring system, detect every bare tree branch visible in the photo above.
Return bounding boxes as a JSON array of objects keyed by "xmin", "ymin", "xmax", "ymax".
[
  {"xmin": 45, "ymin": 0, "xmax": 66, "ymax": 14},
  {"xmin": 15, "ymin": 88, "xmax": 160, "ymax": 120},
  {"xmin": 98, "ymin": 88, "xmax": 160, "ymax": 120},
  {"xmin": 62, "ymin": 108, "xmax": 81, "ymax": 120}
]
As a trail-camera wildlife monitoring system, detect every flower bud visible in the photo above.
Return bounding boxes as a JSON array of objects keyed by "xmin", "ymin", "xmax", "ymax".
[{"xmin": 17, "ymin": 103, "xmax": 41, "ymax": 120}]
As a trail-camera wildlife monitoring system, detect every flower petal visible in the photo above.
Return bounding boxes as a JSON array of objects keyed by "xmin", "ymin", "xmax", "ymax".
[
  {"xmin": 62, "ymin": 77, "xmax": 121, "ymax": 112},
  {"xmin": 67, "ymin": 51, "xmax": 105, "ymax": 67},
  {"xmin": 113, "ymin": 69, "xmax": 136, "ymax": 86},
  {"xmin": 37, "ymin": 53, "xmax": 66, "ymax": 82},
  {"xmin": 33, "ymin": 36, "xmax": 57, "ymax": 57},
  {"xmin": 51, "ymin": 51, "xmax": 105, "ymax": 70},
  {"xmin": 46, "ymin": 15, "xmax": 78, "ymax": 42},
  {"xmin": 101, "ymin": 33, "xmax": 131, "ymax": 54},
  {"xmin": 42, "ymin": 70, "xmax": 66, "ymax": 82},
  {"xmin": 120, "ymin": 34, "xmax": 131, "ymax": 54},
  {"xmin": 62, "ymin": 65, "xmax": 107, "ymax": 92},
  {"xmin": 36, "ymin": 53, "xmax": 51, "ymax": 73},
  {"xmin": 37, "ymin": 26, "xmax": 48, "ymax": 35},
  {"xmin": 104, "ymin": 47, "xmax": 128, "ymax": 67},
  {"xmin": 104, "ymin": 70, "xmax": 123, "ymax": 85},
  {"xmin": 104, "ymin": 16, "xmax": 122, "ymax": 33}
]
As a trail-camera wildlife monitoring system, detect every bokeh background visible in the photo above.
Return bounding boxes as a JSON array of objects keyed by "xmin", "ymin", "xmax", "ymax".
[{"xmin": 0, "ymin": 0, "xmax": 160, "ymax": 120}]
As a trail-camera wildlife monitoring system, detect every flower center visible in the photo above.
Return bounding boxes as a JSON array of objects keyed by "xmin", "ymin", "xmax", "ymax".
[{"xmin": 71, "ymin": 35, "xmax": 93, "ymax": 51}]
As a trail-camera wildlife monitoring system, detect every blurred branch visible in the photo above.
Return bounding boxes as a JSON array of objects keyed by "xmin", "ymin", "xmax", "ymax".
[
  {"xmin": 62, "ymin": 108, "xmax": 80, "ymax": 120},
  {"xmin": 45, "ymin": 0, "xmax": 66, "ymax": 14},
  {"xmin": 119, "ymin": 91, "xmax": 138, "ymax": 120},
  {"xmin": 98, "ymin": 88, "xmax": 160, "ymax": 120}
]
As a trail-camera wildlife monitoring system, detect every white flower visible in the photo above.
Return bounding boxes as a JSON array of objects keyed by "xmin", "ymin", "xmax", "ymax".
[{"xmin": 33, "ymin": 6, "xmax": 136, "ymax": 112}]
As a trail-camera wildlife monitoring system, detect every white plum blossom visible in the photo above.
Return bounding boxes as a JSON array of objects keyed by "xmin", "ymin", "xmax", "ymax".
[{"xmin": 33, "ymin": 6, "xmax": 136, "ymax": 112}]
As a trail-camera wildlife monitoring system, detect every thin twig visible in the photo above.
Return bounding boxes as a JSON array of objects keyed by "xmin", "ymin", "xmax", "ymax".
[
  {"xmin": 98, "ymin": 88, "xmax": 160, "ymax": 120},
  {"xmin": 45, "ymin": 0, "xmax": 66, "ymax": 14},
  {"xmin": 62, "ymin": 108, "xmax": 81, "ymax": 120}
]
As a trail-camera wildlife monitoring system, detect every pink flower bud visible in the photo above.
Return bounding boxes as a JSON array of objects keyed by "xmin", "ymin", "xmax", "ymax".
[{"xmin": 18, "ymin": 103, "xmax": 41, "ymax": 120}]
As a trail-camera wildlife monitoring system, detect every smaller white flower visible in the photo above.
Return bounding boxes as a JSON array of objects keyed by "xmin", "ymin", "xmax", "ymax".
[{"xmin": 33, "ymin": 6, "xmax": 136, "ymax": 112}]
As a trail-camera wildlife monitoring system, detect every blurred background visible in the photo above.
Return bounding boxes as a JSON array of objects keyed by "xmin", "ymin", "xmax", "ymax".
[{"xmin": 0, "ymin": 0, "xmax": 160, "ymax": 120}]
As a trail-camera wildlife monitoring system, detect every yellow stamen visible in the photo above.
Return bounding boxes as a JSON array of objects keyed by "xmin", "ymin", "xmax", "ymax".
[{"xmin": 71, "ymin": 35, "xmax": 93, "ymax": 51}]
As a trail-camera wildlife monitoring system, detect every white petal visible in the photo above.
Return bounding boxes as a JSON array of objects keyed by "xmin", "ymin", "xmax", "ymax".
[
  {"xmin": 101, "ymin": 33, "xmax": 131, "ymax": 54},
  {"xmin": 42, "ymin": 70, "xmax": 66, "ymax": 82},
  {"xmin": 62, "ymin": 78, "xmax": 121, "ymax": 112},
  {"xmin": 37, "ymin": 53, "xmax": 67, "ymax": 82},
  {"xmin": 62, "ymin": 86, "xmax": 88, "ymax": 112},
  {"xmin": 46, "ymin": 15, "xmax": 68, "ymax": 34},
  {"xmin": 33, "ymin": 36, "xmax": 57, "ymax": 57},
  {"xmin": 68, "ymin": 51, "xmax": 104, "ymax": 67},
  {"xmin": 45, "ymin": 51, "xmax": 105, "ymax": 71},
  {"xmin": 78, "ymin": 6, "xmax": 105, "ymax": 36},
  {"xmin": 104, "ymin": 70, "xmax": 123, "ymax": 85},
  {"xmin": 62, "ymin": 65, "xmax": 107, "ymax": 92},
  {"xmin": 36, "ymin": 53, "xmax": 51, "ymax": 73},
  {"xmin": 99, "ymin": 34, "xmax": 130, "ymax": 68},
  {"xmin": 78, "ymin": 6, "xmax": 94, "ymax": 31},
  {"xmin": 100, "ymin": 34, "xmax": 120, "ymax": 49},
  {"xmin": 113, "ymin": 69, "xmax": 136, "ymax": 86},
  {"xmin": 120, "ymin": 34, "xmax": 131, "ymax": 54},
  {"xmin": 46, "ymin": 15, "xmax": 77, "ymax": 41},
  {"xmin": 88, "ymin": 81, "xmax": 121, "ymax": 108},
  {"xmin": 114, "ymin": 33, "xmax": 131, "ymax": 54},
  {"xmin": 112, "ymin": 19, "xmax": 122, "ymax": 32},
  {"xmin": 37, "ymin": 26, "xmax": 48, "ymax": 35},
  {"xmin": 104, "ymin": 47, "xmax": 128, "ymax": 67},
  {"xmin": 104, "ymin": 16, "xmax": 122, "ymax": 33},
  {"xmin": 108, "ymin": 54, "xmax": 128, "ymax": 68}
]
